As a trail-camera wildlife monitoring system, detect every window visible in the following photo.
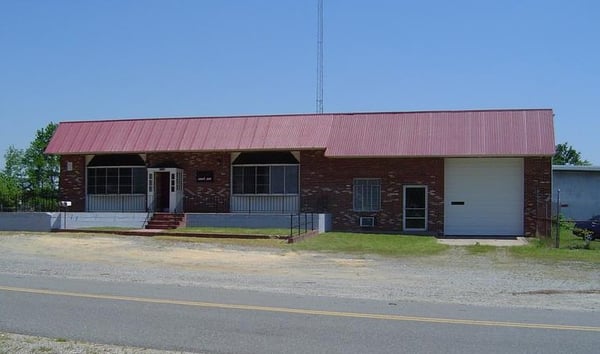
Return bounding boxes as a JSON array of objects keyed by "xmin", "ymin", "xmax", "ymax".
[
  {"xmin": 271, "ymin": 166, "xmax": 285, "ymax": 193},
  {"xmin": 87, "ymin": 167, "xmax": 147, "ymax": 195},
  {"xmin": 285, "ymin": 166, "xmax": 299, "ymax": 193},
  {"xmin": 353, "ymin": 179, "xmax": 381, "ymax": 211},
  {"xmin": 118, "ymin": 168, "xmax": 132, "ymax": 194},
  {"xmin": 256, "ymin": 166, "xmax": 269, "ymax": 194},
  {"xmin": 232, "ymin": 165, "xmax": 299, "ymax": 195},
  {"xmin": 243, "ymin": 166, "xmax": 256, "ymax": 194}
]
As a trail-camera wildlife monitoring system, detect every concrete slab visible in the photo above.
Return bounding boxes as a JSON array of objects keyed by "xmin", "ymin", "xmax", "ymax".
[{"xmin": 437, "ymin": 237, "xmax": 529, "ymax": 246}]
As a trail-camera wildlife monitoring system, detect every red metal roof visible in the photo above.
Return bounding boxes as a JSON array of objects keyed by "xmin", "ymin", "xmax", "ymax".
[{"xmin": 45, "ymin": 109, "xmax": 555, "ymax": 157}]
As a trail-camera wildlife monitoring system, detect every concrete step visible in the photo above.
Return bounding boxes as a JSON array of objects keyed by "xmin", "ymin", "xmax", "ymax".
[{"xmin": 146, "ymin": 213, "xmax": 185, "ymax": 230}]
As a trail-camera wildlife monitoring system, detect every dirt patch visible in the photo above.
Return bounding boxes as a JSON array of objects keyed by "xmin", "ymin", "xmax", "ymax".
[
  {"xmin": 1, "ymin": 232, "xmax": 599, "ymax": 311},
  {"xmin": 3, "ymin": 233, "xmax": 294, "ymax": 271},
  {"xmin": 0, "ymin": 331, "xmax": 194, "ymax": 354}
]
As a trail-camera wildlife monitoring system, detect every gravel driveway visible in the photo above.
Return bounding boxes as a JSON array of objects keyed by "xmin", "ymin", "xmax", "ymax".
[{"xmin": 1, "ymin": 232, "xmax": 599, "ymax": 353}]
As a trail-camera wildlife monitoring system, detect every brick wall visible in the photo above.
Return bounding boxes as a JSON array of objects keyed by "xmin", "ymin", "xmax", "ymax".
[
  {"xmin": 57, "ymin": 151, "xmax": 550, "ymax": 236},
  {"xmin": 300, "ymin": 150, "xmax": 444, "ymax": 233},
  {"xmin": 59, "ymin": 152, "xmax": 232, "ymax": 213},
  {"xmin": 524, "ymin": 156, "xmax": 552, "ymax": 237},
  {"xmin": 146, "ymin": 152, "xmax": 231, "ymax": 212},
  {"xmin": 59, "ymin": 155, "xmax": 86, "ymax": 211}
]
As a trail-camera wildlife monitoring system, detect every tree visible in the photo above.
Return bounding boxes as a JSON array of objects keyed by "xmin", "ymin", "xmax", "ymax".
[
  {"xmin": 553, "ymin": 142, "xmax": 591, "ymax": 166},
  {"xmin": 0, "ymin": 172, "xmax": 20, "ymax": 210},
  {"xmin": 2, "ymin": 146, "xmax": 26, "ymax": 210},
  {"xmin": 23, "ymin": 122, "xmax": 59, "ymax": 193},
  {"xmin": 1, "ymin": 122, "xmax": 59, "ymax": 211},
  {"xmin": 3, "ymin": 145, "xmax": 26, "ymax": 188}
]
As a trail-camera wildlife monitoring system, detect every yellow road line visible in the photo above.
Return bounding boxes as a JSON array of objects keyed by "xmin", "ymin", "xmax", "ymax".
[{"xmin": 1, "ymin": 285, "xmax": 599, "ymax": 332}]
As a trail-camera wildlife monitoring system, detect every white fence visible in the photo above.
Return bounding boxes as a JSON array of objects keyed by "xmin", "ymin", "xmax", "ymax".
[
  {"xmin": 230, "ymin": 195, "xmax": 299, "ymax": 214},
  {"xmin": 87, "ymin": 194, "xmax": 146, "ymax": 212}
]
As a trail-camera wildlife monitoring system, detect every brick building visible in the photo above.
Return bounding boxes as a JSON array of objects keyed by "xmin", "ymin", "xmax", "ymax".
[{"xmin": 45, "ymin": 109, "xmax": 555, "ymax": 236}]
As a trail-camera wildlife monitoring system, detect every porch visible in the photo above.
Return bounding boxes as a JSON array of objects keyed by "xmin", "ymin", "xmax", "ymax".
[
  {"xmin": 27, "ymin": 211, "xmax": 332, "ymax": 233},
  {"xmin": 85, "ymin": 194, "xmax": 300, "ymax": 214}
]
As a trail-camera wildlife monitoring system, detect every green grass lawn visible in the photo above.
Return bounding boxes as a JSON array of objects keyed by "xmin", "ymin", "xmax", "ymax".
[
  {"xmin": 289, "ymin": 232, "xmax": 448, "ymax": 256},
  {"xmin": 157, "ymin": 230, "xmax": 448, "ymax": 256},
  {"xmin": 22, "ymin": 224, "xmax": 599, "ymax": 263},
  {"xmin": 509, "ymin": 228, "xmax": 600, "ymax": 263}
]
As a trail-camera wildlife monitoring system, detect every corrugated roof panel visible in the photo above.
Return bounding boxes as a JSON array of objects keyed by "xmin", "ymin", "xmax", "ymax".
[
  {"xmin": 192, "ymin": 118, "xmax": 212, "ymax": 150},
  {"xmin": 177, "ymin": 119, "xmax": 195, "ymax": 151},
  {"xmin": 138, "ymin": 120, "xmax": 156, "ymax": 151},
  {"xmin": 260, "ymin": 117, "xmax": 282, "ymax": 149},
  {"xmin": 54, "ymin": 123, "xmax": 71, "ymax": 153},
  {"xmin": 108, "ymin": 121, "xmax": 126, "ymax": 152},
  {"xmin": 142, "ymin": 120, "xmax": 160, "ymax": 151},
  {"xmin": 237, "ymin": 117, "xmax": 256, "ymax": 149},
  {"xmin": 171, "ymin": 120, "xmax": 185, "ymax": 150},
  {"xmin": 157, "ymin": 120, "xmax": 175, "ymax": 150},
  {"xmin": 268, "ymin": 117, "xmax": 299, "ymax": 148},
  {"xmin": 88, "ymin": 122, "xmax": 109, "ymax": 152},
  {"xmin": 105, "ymin": 121, "xmax": 129, "ymax": 152},
  {"xmin": 45, "ymin": 109, "xmax": 555, "ymax": 157},
  {"xmin": 324, "ymin": 109, "xmax": 555, "ymax": 157},
  {"xmin": 169, "ymin": 120, "xmax": 184, "ymax": 151}
]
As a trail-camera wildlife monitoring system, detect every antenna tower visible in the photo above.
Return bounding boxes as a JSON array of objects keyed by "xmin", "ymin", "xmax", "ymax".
[{"xmin": 316, "ymin": 0, "xmax": 324, "ymax": 113}]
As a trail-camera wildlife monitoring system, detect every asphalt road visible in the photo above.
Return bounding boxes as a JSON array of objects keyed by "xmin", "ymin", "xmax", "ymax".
[{"xmin": 1, "ymin": 274, "xmax": 598, "ymax": 354}]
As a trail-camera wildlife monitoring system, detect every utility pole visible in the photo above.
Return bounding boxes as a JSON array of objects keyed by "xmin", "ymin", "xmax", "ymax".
[
  {"xmin": 316, "ymin": 0, "xmax": 324, "ymax": 113},
  {"xmin": 555, "ymin": 189, "xmax": 560, "ymax": 248}
]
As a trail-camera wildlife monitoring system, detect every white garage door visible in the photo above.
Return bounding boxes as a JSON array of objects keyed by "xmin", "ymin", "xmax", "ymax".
[{"xmin": 444, "ymin": 158, "xmax": 524, "ymax": 236}]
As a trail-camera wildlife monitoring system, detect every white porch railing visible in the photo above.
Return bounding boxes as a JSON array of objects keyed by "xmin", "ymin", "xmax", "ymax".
[
  {"xmin": 231, "ymin": 195, "xmax": 299, "ymax": 214},
  {"xmin": 87, "ymin": 194, "xmax": 146, "ymax": 212}
]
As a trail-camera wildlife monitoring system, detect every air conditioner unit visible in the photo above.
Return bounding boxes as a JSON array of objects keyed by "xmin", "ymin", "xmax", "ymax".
[{"xmin": 359, "ymin": 216, "xmax": 375, "ymax": 227}]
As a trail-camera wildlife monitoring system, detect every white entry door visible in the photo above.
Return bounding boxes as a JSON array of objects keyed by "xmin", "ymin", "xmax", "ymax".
[
  {"xmin": 444, "ymin": 158, "xmax": 524, "ymax": 236},
  {"xmin": 147, "ymin": 168, "xmax": 184, "ymax": 212}
]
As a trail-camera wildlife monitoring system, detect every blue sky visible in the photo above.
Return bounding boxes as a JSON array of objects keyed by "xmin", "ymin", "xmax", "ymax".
[{"xmin": 1, "ymin": 0, "xmax": 599, "ymax": 167}]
